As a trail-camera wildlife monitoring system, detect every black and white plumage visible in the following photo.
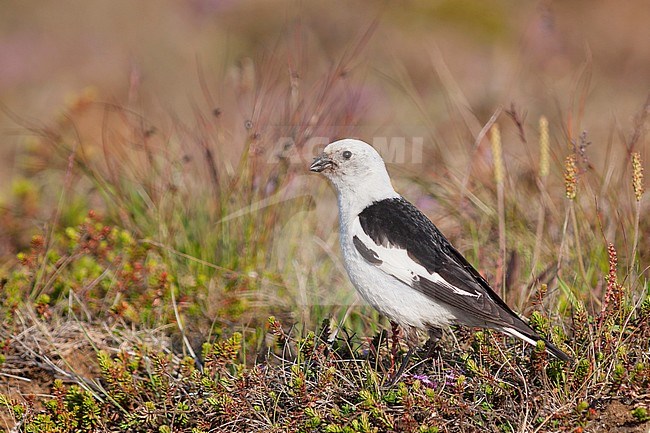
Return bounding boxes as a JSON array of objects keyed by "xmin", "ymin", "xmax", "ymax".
[{"xmin": 310, "ymin": 138, "xmax": 570, "ymax": 361}]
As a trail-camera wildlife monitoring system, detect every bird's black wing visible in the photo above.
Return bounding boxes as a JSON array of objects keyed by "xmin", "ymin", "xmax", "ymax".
[
  {"xmin": 353, "ymin": 196, "xmax": 570, "ymax": 361},
  {"xmin": 356, "ymin": 197, "xmax": 526, "ymax": 328}
]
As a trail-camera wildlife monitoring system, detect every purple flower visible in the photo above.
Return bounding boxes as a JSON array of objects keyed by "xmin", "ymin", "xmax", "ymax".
[{"xmin": 410, "ymin": 374, "xmax": 436, "ymax": 388}]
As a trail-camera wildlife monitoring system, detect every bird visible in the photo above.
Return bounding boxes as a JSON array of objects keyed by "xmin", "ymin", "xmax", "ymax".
[{"xmin": 309, "ymin": 138, "xmax": 570, "ymax": 376}]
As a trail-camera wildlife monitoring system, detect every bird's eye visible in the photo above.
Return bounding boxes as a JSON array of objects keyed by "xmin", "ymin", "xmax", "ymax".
[{"xmin": 342, "ymin": 150, "xmax": 352, "ymax": 159}]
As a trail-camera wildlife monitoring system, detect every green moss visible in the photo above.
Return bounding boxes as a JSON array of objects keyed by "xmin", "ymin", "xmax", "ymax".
[{"xmin": 631, "ymin": 407, "xmax": 649, "ymax": 422}]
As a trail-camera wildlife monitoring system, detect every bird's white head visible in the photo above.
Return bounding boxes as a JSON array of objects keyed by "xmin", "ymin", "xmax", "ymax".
[{"xmin": 310, "ymin": 139, "xmax": 399, "ymax": 216}]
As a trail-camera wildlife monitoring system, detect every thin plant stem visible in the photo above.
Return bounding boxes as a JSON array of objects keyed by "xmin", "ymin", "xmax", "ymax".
[
  {"xmin": 569, "ymin": 201, "xmax": 589, "ymax": 284},
  {"xmin": 529, "ymin": 189, "xmax": 546, "ymax": 298},
  {"xmin": 530, "ymin": 116, "xmax": 550, "ymax": 293},
  {"xmin": 630, "ymin": 200, "xmax": 641, "ymax": 277},
  {"xmin": 557, "ymin": 206, "xmax": 570, "ymax": 278},
  {"xmin": 491, "ymin": 124, "xmax": 507, "ymax": 299},
  {"xmin": 630, "ymin": 151, "xmax": 644, "ymax": 277},
  {"xmin": 497, "ymin": 181, "xmax": 506, "ymax": 298}
]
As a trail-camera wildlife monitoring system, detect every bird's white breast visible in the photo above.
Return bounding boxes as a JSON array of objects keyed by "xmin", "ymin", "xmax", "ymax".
[{"xmin": 338, "ymin": 215, "xmax": 456, "ymax": 330}]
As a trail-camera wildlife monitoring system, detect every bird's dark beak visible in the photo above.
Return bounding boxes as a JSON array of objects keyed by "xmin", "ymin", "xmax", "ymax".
[{"xmin": 310, "ymin": 153, "xmax": 335, "ymax": 172}]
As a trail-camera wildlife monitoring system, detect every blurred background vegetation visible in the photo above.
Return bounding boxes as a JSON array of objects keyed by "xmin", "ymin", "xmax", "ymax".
[{"xmin": 0, "ymin": 2, "xmax": 648, "ymax": 430}]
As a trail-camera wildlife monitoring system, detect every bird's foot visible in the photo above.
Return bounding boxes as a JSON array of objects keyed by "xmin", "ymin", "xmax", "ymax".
[{"xmin": 382, "ymin": 346, "xmax": 415, "ymax": 388}]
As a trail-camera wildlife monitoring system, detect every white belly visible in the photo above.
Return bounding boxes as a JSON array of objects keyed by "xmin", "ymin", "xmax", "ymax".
[{"xmin": 340, "ymin": 234, "xmax": 456, "ymax": 329}]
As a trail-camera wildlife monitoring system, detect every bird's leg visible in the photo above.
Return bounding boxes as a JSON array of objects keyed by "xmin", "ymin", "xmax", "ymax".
[
  {"xmin": 384, "ymin": 346, "xmax": 415, "ymax": 388},
  {"xmin": 423, "ymin": 327, "xmax": 443, "ymax": 358},
  {"xmin": 383, "ymin": 323, "xmax": 418, "ymax": 387},
  {"xmin": 389, "ymin": 321, "xmax": 401, "ymax": 374}
]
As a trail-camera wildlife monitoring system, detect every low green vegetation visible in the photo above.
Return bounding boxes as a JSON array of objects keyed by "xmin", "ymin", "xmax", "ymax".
[{"xmin": 0, "ymin": 48, "xmax": 648, "ymax": 433}]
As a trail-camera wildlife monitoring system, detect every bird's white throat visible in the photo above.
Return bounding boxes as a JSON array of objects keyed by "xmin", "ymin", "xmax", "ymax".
[{"xmin": 327, "ymin": 163, "xmax": 399, "ymax": 223}]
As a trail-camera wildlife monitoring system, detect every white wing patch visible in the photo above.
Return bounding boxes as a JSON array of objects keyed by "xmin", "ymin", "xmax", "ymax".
[
  {"xmin": 425, "ymin": 272, "xmax": 482, "ymax": 299},
  {"xmin": 502, "ymin": 327, "xmax": 538, "ymax": 346},
  {"xmin": 351, "ymin": 218, "xmax": 481, "ymax": 299}
]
